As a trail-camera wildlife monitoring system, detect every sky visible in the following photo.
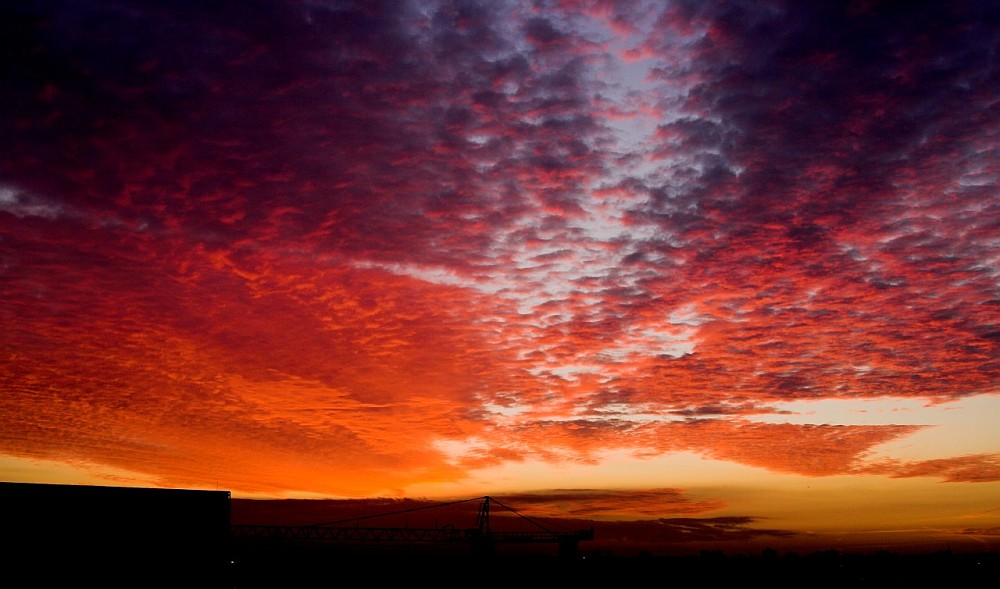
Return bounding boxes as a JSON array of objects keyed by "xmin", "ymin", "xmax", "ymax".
[{"xmin": 1, "ymin": 0, "xmax": 998, "ymax": 556}]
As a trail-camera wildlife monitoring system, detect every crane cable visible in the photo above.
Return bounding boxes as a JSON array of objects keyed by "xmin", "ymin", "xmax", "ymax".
[
  {"xmin": 487, "ymin": 496, "xmax": 555, "ymax": 533},
  {"xmin": 306, "ymin": 495, "xmax": 560, "ymax": 534}
]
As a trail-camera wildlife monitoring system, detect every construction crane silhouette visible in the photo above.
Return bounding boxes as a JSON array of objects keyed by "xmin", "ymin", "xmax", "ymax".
[{"xmin": 231, "ymin": 496, "xmax": 594, "ymax": 559}]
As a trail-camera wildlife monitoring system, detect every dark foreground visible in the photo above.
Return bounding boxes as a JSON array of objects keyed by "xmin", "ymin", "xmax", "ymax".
[
  {"xmin": 8, "ymin": 540, "xmax": 998, "ymax": 587},
  {"xmin": 3, "ymin": 484, "xmax": 995, "ymax": 587},
  {"xmin": 227, "ymin": 544, "xmax": 999, "ymax": 588}
]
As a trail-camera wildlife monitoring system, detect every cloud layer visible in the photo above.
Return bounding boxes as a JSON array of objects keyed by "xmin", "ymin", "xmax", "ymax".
[{"xmin": 1, "ymin": 0, "xmax": 997, "ymax": 503}]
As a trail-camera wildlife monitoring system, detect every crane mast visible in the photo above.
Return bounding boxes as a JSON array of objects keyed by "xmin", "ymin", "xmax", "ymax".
[
  {"xmin": 476, "ymin": 496, "xmax": 491, "ymax": 535},
  {"xmin": 231, "ymin": 495, "xmax": 594, "ymax": 559}
]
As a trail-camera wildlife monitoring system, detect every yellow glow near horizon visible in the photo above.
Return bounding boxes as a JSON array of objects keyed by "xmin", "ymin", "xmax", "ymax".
[{"xmin": 747, "ymin": 393, "xmax": 1000, "ymax": 459}]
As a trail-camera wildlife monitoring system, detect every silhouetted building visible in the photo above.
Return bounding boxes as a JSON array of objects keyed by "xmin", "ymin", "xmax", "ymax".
[{"xmin": 0, "ymin": 482, "xmax": 231, "ymax": 587}]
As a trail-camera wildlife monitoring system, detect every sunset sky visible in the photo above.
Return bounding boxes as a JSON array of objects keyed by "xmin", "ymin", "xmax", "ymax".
[{"xmin": 2, "ymin": 0, "xmax": 998, "ymax": 555}]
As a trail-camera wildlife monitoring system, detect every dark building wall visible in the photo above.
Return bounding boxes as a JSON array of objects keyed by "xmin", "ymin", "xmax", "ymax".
[{"xmin": 0, "ymin": 482, "xmax": 231, "ymax": 586}]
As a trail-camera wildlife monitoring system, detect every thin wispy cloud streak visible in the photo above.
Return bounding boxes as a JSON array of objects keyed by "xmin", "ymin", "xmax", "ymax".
[{"xmin": 1, "ymin": 0, "xmax": 997, "ymax": 553}]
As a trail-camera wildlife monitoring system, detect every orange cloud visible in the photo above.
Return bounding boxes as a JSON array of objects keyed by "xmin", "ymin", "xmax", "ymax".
[{"xmin": 859, "ymin": 454, "xmax": 1000, "ymax": 483}]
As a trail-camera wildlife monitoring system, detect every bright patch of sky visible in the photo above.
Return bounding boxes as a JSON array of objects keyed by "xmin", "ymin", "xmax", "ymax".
[
  {"xmin": 408, "ymin": 448, "xmax": 776, "ymax": 500},
  {"xmin": 601, "ymin": 325, "xmax": 697, "ymax": 361},
  {"xmin": 748, "ymin": 394, "xmax": 1000, "ymax": 459},
  {"xmin": 0, "ymin": 455, "xmax": 161, "ymax": 488},
  {"xmin": 0, "ymin": 185, "xmax": 63, "ymax": 219}
]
